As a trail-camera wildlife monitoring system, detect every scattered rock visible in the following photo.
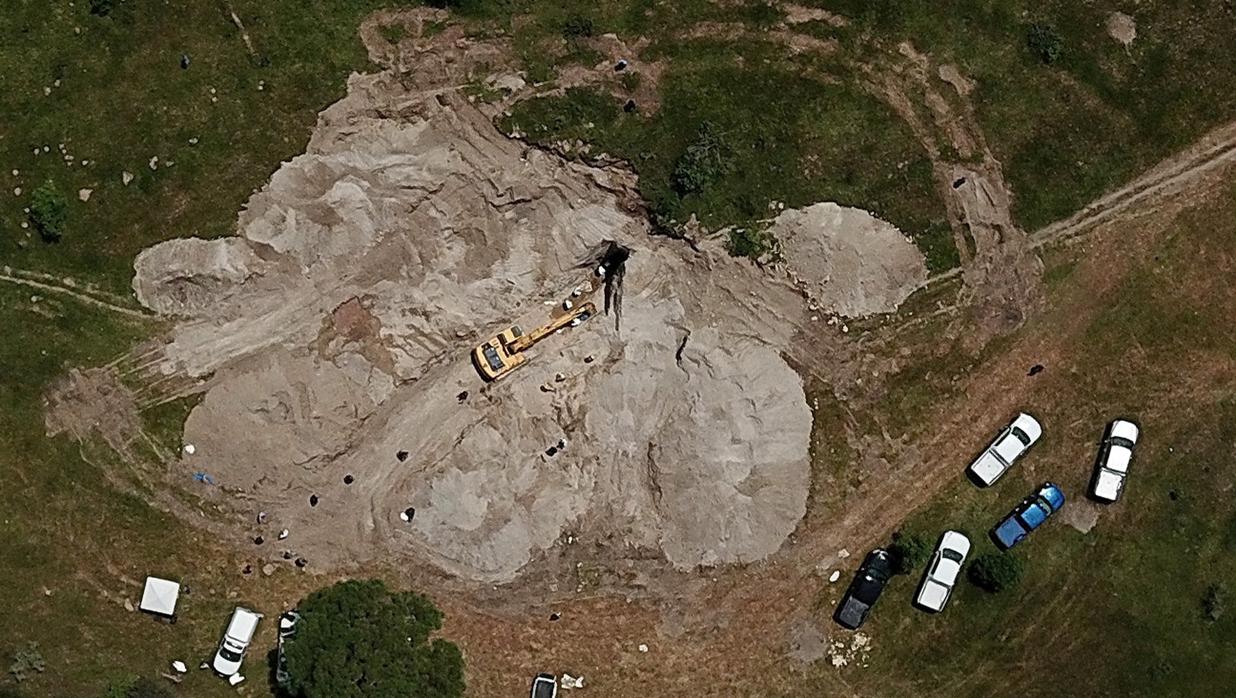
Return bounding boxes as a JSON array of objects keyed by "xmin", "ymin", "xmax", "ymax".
[
  {"xmin": 638, "ymin": 643, "xmax": 649, "ymax": 653},
  {"xmin": 828, "ymin": 570, "xmax": 841, "ymax": 583},
  {"xmin": 149, "ymin": 156, "xmax": 159, "ymax": 171},
  {"xmin": 1106, "ymin": 12, "xmax": 1137, "ymax": 48},
  {"xmin": 262, "ymin": 563, "xmax": 276, "ymax": 576},
  {"xmin": 13, "ymin": 187, "xmax": 21, "ymax": 197},
  {"xmin": 78, "ymin": 188, "xmax": 92, "ymax": 202},
  {"xmin": 123, "ymin": 598, "xmax": 134, "ymax": 612},
  {"xmin": 122, "ymin": 171, "xmax": 134, "ymax": 186}
]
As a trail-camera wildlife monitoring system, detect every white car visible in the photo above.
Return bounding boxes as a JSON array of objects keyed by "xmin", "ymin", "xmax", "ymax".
[
  {"xmin": 212, "ymin": 607, "xmax": 262, "ymax": 677},
  {"xmin": 1091, "ymin": 419, "xmax": 1140, "ymax": 502},
  {"xmin": 967, "ymin": 413, "xmax": 1042, "ymax": 486},
  {"xmin": 915, "ymin": 531, "xmax": 971, "ymax": 613}
]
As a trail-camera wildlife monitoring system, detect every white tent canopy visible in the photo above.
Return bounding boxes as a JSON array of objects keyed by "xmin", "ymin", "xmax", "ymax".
[{"xmin": 139, "ymin": 576, "xmax": 181, "ymax": 617}]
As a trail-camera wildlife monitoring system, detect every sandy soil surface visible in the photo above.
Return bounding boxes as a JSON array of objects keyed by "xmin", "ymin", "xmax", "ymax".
[{"xmin": 113, "ymin": 16, "xmax": 929, "ymax": 586}]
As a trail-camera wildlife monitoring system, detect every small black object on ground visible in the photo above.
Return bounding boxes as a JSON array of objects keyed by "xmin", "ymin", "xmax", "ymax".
[{"xmin": 396, "ymin": 450, "xmax": 409, "ymax": 462}]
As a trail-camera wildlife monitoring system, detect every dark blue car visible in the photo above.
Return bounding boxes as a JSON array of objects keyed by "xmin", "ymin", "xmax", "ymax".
[{"xmin": 992, "ymin": 483, "xmax": 1065, "ymax": 550}]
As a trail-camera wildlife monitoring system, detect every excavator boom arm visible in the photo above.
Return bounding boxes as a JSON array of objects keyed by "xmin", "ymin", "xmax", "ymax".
[{"xmin": 509, "ymin": 302, "xmax": 596, "ymax": 352}]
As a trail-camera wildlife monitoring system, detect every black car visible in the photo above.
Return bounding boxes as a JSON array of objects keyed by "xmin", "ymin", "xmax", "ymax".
[{"xmin": 833, "ymin": 549, "xmax": 893, "ymax": 630}]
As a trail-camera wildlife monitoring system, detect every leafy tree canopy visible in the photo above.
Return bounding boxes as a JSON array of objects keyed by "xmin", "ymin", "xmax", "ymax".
[{"xmin": 283, "ymin": 579, "xmax": 464, "ymax": 698}]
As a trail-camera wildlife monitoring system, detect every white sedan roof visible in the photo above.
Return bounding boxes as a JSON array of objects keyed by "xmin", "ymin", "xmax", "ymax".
[
  {"xmin": 1104, "ymin": 444, "xmax": 1134, "ymax": 473},
  {"xmin": 139, "ymin": 576, "xmax": 180, "ymax": 616}
]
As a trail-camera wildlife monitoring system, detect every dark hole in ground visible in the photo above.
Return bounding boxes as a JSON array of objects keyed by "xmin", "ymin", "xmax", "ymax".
[
  {"xmin": 397, "ymin": 450, "xmax": 409, "ymax": 462},
  {"xmin": 253, "ymin": 535, "xmax": 263, "ymax": 545},
  {"xmin": 343, "ymin": 474, "xmax": 354, "ymax": 485},
  {"xmin": 1028, "ymin": 364, "xmax": 1045, "ymax": 376},
  {"xmin": 546, "ymin": 446, "xmax": 558, "ymax": 457},
  {"xmin": 309, "ymin": 494, "xmax": 319, "ymax": 507}
]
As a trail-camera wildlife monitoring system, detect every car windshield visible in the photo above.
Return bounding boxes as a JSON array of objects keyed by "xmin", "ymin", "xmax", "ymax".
[
  {"xmin": 1011, "ymin": 427, "xmax": 1031, "ymax": 445},
  {"xmin": 1110, "ymin": 436, "xmax": 1135, "ymax": 449},
  {"xmin": 942, "ymin": 549, "xmax": 964, "ymax": 563},
  {"xmin": 851, "ymin": 574, "xmax": 886, "ymax": 604},
  {"xmin": 219, "ymin": 647, "xmax": 243, "ymax": 663}
]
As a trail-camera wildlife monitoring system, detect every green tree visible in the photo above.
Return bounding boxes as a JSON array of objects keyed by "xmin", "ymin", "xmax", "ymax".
[
  {"xmin": 1203, "ymin": 583, "xmax": 1226, "ymax": 622},
  {"xmin": 888, "ymin": 531, "xmax": 930, "ymax": 575},
  {"xmin": 7, "ymin": 642, "xmax": 45, "ymax": 683},
  {"xmin": 967, "ymin": 552, "xmax": 1024, "ymax": 593},
  {"xmin": 672, "ymin": 121, "xmax": 732, "ymax": 196},
  {"xmin": 29, "ymin": 181, "xmax": 69, "ymax": 242},
  {"xmin": 1027, "ymin": 23, "xmax": 1063, "ymax": 65},
  {"xmin": 561, "ymin": 15, "xmax": 595, "ymax": 40},
  {"xmin": 283, "ymin": 579, "xmax": 464, "ymax": 698}
]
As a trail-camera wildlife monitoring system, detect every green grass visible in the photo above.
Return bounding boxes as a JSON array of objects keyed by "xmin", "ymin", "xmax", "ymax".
[
  {"xmin": 0, "ymin": 3, "xmax": 418, "ymax": 696},
  {"xmin": 0, "ymin": 0, "xmax": 415, "ymax": 293},
  {"xmin": 503, "ymin": 65, "xmax": 953, "ymax": 268},
  {"xmin": 802, "ymin": 183, "xmax": 1236, "ymax": 697},
  {"xmin": 810, "ymin": 0, "xmax": 1236, "ymax": 231}
]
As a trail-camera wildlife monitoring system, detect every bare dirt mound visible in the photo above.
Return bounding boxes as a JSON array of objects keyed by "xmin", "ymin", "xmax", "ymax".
[
  {"xmin": 769, "ymin": 202, "xmax": 928, "ymax": 317},
  {"xmin": 126, "ymin": 36, "xmax": 822, "ymax": 582}
]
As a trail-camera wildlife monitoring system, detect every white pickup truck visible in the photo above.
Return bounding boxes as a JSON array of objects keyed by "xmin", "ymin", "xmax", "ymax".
[
  {"xmin": 1091, "ymin": 419, "xmax": 1140, "ymax": 502},
  {"xmin": 967, "ymin": 413, "xmax": 1042, "ymax": 486}
]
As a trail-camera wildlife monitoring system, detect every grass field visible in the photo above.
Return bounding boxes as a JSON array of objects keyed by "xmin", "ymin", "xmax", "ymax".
[
  {"xmin": 0, "ymin": 2, "xmax": 410, "ymax": 695},
  {"xmin": 800, "ymin": 182, "xmax": 1236, "ymax": 697},
  {"xmin": 3, "ymin": 2, "xmax": 1236, "ymax": 696},
  {"xmin": 812, "ymin": 0, "xmax": 1236, "ymax": 231}
]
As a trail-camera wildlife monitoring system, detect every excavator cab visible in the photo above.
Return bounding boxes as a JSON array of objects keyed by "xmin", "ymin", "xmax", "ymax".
[{"xmin": 472, "ymin": 304, "xmax": 595, "ymax": 382}]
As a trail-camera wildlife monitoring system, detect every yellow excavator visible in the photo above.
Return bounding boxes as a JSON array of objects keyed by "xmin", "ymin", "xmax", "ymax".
[{"xmin": 472, "ymin": 301, "xmax": 597, "ymax": 381}]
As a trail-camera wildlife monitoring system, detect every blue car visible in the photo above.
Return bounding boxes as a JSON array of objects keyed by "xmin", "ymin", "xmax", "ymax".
[{"xmin": 992, "ymin": 483, "xmax": 1065, "ymax": 550}]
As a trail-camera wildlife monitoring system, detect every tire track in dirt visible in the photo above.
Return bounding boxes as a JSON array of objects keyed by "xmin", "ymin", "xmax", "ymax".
[
  {"xmin": 1033, "ymin": 120, "xmax": 1236, "ymax": 249},
  {"xmin": 0, "ymin": 267, "xmax": 154, "ymax": 319}
]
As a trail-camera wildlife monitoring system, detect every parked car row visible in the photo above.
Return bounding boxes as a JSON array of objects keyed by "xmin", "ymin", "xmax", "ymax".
[{"xmin": 834, "ymin": 413, "xmax": 1141, "ymax": 629}]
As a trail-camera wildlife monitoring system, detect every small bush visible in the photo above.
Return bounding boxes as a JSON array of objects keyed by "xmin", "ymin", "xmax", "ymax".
[
  {"xmin": 967, "ymin": 552, "xmax": 1023, "ymax": 593},
  {"xmin": 888, "ymin": 531, "xmax": 930, "ymax": 575},
  {"xmin": 8, "ymin": 642, "xmax": 45, "ymax": 682},
  {"xmin": 562, "ymin": 15, "xmax": 595, "ymax": 40},
  {"xmin": 672, "ymin": 121, "xmax": 732, "ymax": 196},
  {"xmin": 89, "ymin": 0, "xmax": 114, "ymax": 16},
  {"xmin": 29, "ymin": 181, "xmax": 69, "ymax": 242},
  {"xmin": 1027, "ymin": 23, "xmax": 1063, "ymax": 65},
  {"xmin": 743, "ymin": 2, "xmax": 784, "ymax": 28},
  {"xmin": 1203, "ymin": 584, "xmax": 1226, "ymax": 622},
  {"xmin": 727, "ymin": 227, "xmax": 769, "ymax": 259}
]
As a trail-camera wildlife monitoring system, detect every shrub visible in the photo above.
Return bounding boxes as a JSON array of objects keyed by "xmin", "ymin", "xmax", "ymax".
[
  {"xmin": 562, "ymin": 15, "xmax": 595, "ymax": 40},
  {"xmin": 283, "ymin": 579, "xmax": 464, "ymax": 698},
  {"xmin": 29, "ymin": 181, "xmax": 69, "ymax": 242},
  {"xmin": 672, "ymin": 121, "xmax": 732, "ymax": 196},
  {"xmin": 967, "ymin": 552, "xmax": 1023, "ymax": 592},
  {"xmin": 888, "ymin": 531, "xmax": 930, "ymax": 575},
  {"xmin": 1203, "ymin": 584, "xmax": 1226, "ymax": 622},
  {"xmin": 89, "ymin": 0, "xmax": 114, "ymax": 16},
  {"xmin": 8, "ymin": 642, "xmax": 45, "ymax": 682},
  {"xmin": 1027, "ymin": 23, "xmax": 1063, "ymax": 65},
  {"xmin": 727, "ymin": 227, "xmax": 769, "ymax": 259}
]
